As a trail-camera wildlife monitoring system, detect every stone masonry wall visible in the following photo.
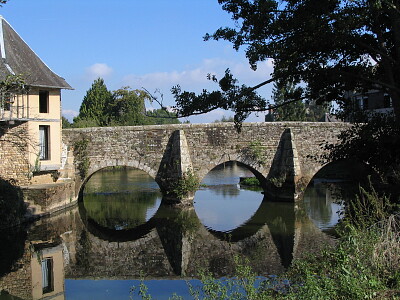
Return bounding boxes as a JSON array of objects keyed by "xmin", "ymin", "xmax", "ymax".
[
  {"xmin": 62, "ymin": 122, "xmax": 351, "ymax": 194},
  {"xmin": 0, "ymin": 121, "xmax": 30, "ymax": 185},
  {"xmin": 22, "ymin": 180, "xmax": 76, "ymax": 217}
]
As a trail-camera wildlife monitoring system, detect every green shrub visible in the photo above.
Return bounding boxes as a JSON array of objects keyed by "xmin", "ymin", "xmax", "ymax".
[
  {"xmin": 240, "ymin": 177, "xmax": 260, "ymax": 186},
  {"xmin": 171, "ymin": 170, "xmax": 200, "ymax": 199}
]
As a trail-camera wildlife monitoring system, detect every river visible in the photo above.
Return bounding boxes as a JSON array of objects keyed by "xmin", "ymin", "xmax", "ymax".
[{"xmin": 0, "ymin": 162, "xmax": 348, "ymax": 299}]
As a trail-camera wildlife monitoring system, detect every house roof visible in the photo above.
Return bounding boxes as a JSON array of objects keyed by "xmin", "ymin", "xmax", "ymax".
[{"xmin": 0, "ymin": 16, "xmax": 72, "ymax": 90}]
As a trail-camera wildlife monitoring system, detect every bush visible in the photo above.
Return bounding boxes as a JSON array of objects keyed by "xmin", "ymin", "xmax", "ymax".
[{"xmin": 240, "ymin": 177, "xmax": 260, "ymax": 187}]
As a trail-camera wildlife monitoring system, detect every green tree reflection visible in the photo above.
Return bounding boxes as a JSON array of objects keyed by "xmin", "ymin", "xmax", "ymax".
[{"xmin": 83, "ymin": 191, "xmax": 161, "ymax": 230}]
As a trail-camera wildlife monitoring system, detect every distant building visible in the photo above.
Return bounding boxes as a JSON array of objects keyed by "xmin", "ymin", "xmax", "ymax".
[
  {"xmin": 346, "ymin": 89, "xmax": 394, "ymax": 120},
  {"xmin": 0, "ymin": 16, "xmax": 72, "ymax": 185}
]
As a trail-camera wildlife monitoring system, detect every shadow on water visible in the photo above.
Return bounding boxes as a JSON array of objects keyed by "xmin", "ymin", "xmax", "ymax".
[{"xmin": 0, "ymin": 226, "xmax": 27, "ymax": 278}]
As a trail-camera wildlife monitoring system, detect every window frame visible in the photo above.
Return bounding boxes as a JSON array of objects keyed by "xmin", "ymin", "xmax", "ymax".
[
  {"xmin": 39, "ymin": 125, "xmax": 50, "ymax": 160},
  {"xmin": 41, "ymin": 257, "xmax": 54, "ymax": 294},
  {"xmin": 39, "ymin": 90, "xmax": 49, "ymax": 114}
]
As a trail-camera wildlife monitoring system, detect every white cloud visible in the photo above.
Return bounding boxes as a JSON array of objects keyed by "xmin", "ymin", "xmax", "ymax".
[
  {"xmin": 184, "ymin": 109, "xmax": 231, "ymax": 124},
  {"xmin": 121, "ymin": 57, "xmax": 274, "ymax": 100},
  {"xmin": 62, "ymin": 109, "xmax": 79, "ymax": 121},
  {"xmin": 121, "ymin": 57, "xmax": 274, "ymax": 123},
  {"xmin": 85, "ymin": 63, "xmax": 113, "ymax": 80}
]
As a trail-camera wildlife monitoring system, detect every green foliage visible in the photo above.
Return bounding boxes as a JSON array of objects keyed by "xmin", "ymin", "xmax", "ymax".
[
  {"xmin": 131, "ymin": 212, "xmax": 400, "ymax": 298},
  {"xmin": 173, "ymin": 209, "xmax": 201, "ymax": 236},
  {"xmin": 83, "ymin": 190, "xmax": 160, "ymax": 230},
  {"xmin": 171, "ymin": 170, "xmax": 200, "ymax": 199},
  {"xmin": 75, "ymin": 230, "xmax": 92, "ymax": 270},
  {"xmin": 74, "ymin": 80, "xmax": 180, "ymax": 127},
  {"xmin": 343, "ymin": 180, "xmax": 398, "ymax": 230},
  {"xmin": 283, "ymin": 214, "xmax": 400, "ymax": 300},
  {"xmin": 268, "ymin": 174, "xmax": 286, "ymax": 188},
  {"xmin": 0, "ymin": 74, "xmax": 28, "ymax": 111},
  {"xmin": 171, "ymin": 69, "xmax": 267, "ymax": 130},
  {"xmin": 240, "ymin": 177, "xmax": 260, "ymax": 187},
  {"xmin": 61, "ymin": 116, "xmax": 72, "ymax": 128},
  {"xmin": 0, "ymin": 74, "xmax": 26, "ymax": 94},
  {"xmin": 182, "ymin": 256, "xmax": 273, "ymax": 300},
  {"xmin": 75, "ymin": 78, "xmax": 113, "ymax": 127},
  {"xmin": 108, "ymin": 87, "xmax": 148, "ymax": 126},
  {"xmin": 73, "ymin": 137, "xmax": 91, "ymax": 179},
  {"xmin": 72, "ymin": 118, "xmax": 99, "ymax": 128},
  {"xmin": 146, "ymin": 109, "xmax": 181, "ymax": 125},
  {"xmin": 323, "ymin": 114, "xmax": 400, "ymax": 184},
  {"xmin": 286, "ymin": 231, "xmax": 384, "ymax": 299},
  {"xmin": 214, "ymin": 115, "xmax": 234, "ymax": 123},
  {"xmin": 271, "ymin": 81, "xmax": 331, "ymax": 122},
  {"xmin": 272, "ymin": 81, "xmax": 307, "ymax": 121},
  {"xmin": 170, "ymin": 0, "xmax": 400, "ymax": 128}
]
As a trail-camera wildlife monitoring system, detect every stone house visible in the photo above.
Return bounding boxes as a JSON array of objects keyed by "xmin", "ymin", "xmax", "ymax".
[{"xmin": 0, "ymin": 16, "xmax": 76, "ymax": 216}]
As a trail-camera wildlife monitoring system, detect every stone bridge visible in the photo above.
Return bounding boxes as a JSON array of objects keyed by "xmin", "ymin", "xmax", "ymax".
[{"xmin": 62, "ymin": 122, "xmax": 351, "ymax": 203}]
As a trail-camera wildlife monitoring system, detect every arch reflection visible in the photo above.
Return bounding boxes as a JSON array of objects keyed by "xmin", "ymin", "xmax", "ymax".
[
  {"xmin": 195, "ymin": 161, "xmax": 264, "ymax": 232},
  {"xmin": 80, "ymin": 167, "xmax": 162, "ymax": 231}
]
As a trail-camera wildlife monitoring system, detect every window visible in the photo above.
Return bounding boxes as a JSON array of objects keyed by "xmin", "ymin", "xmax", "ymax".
[
  {"xmin": 384, "ymin": 94, "xmax": 392, "ymax": 108},
  {"xmin": 39, "ymin": 125, "xmax": 50, "ymax": 160},
  {"xmin": 355, "ymin": 96, "xmax": 369, "ymax": 110},
  {"xmin": 39, "ymin": 90, "xmax": 49, "ymax": 113},
  {"xmin": 41, "ymin": 258, "xmax": 54, "ymax": 294}
]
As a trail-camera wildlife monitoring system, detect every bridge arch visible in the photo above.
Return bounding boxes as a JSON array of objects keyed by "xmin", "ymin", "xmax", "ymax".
[
  {"xmin": 303, "ymin": 159, "xmax": 375, "ymax": 191},
  {"xmin": 197, "ymin": 159, "xmax": 267, "ymax": 188},
  {"xmin": 77, "ymin": 160, "xmax": 160, "ymax": 201},
  {"xmin": 62, "ymin": 122, "xmax": 353, "ymax": 204}
]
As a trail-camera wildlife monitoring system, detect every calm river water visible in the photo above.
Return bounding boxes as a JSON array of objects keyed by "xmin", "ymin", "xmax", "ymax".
[{"xmin": 0, "ymin": 162, "xmax": 347, "ymax": 299}]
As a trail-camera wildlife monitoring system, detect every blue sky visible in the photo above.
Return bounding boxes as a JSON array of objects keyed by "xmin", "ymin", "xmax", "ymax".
[{"xmin": 0, "ymin": 0, "xmax": 273, "ymax": 123}]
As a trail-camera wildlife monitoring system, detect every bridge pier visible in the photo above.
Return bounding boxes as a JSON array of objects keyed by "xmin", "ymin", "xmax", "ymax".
[
  {"xmin": 155, "ymin": 130, "xmax": 195, "ymax": 205},
  {"xmin": 265, "ymin": 128, "xmax": 304, "ymax": 202}
]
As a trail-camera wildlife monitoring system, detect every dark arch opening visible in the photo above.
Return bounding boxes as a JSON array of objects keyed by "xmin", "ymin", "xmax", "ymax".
[
  {"xmin": 307, "ymin": 159, "xmax": 378, "ymax": 188},
  {"xmin": 302, "ymin": 159, "xmax": 378, "ymax": 233},
  {"xmin": 78, "ymin": 165, "xmax": 161, "ymax": 201},
  {"xmin": 78, "ymin": 166, "xmax": 162, "ymax": 234},
  {"xmin": 201, "ymin": 160, "xmax": 266, "ymax": 188}
]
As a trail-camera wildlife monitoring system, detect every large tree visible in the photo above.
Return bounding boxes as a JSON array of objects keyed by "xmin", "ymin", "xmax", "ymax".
[
  {"xmin": 170, "ymin": 0, "xmax": 400, "ymax": 127},
  {"xmin": 74, "ymin": 78, "xmax": 113, "ymax": 127},
  {"xmin": 272, "ymin": 81, "xmax": 307, "ymax": 121},
  {"xmin": 108, "ymin": 87, "xmax": 148, "ymax": 126},
  {"xmin": 74, "ymin": 82, "xmax": 181, "ymax": 127}
]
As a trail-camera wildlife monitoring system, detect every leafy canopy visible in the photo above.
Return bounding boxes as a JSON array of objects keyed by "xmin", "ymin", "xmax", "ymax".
[
  {"xmin": 75, "ymin": 78, "xmax": 113, "ymax": 127},
  {"xmin": 74, "ymin": 78, "xmax": 180, "ymax": 128},
  {"xmin": 170, "ymin": 0, "xmax": 400, "ymax": 127}
]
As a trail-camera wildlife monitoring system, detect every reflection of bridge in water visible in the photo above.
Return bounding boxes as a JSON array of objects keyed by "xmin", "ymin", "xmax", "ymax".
[
  {"xmin": 74, "ymin": 198, "xmax": 334, "ymax": 277},
  {"xmin": 0, "ymin": 199, "xmax": 335, "ymax": 298}
]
